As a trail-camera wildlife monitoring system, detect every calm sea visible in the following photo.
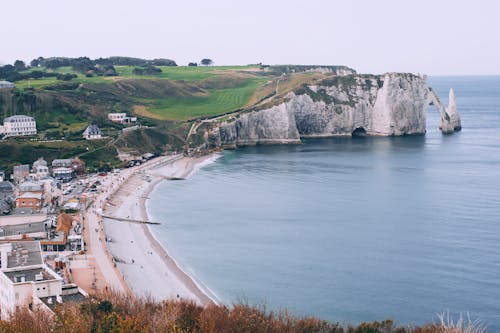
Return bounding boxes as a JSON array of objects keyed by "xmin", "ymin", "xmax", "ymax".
[{"xmin": 148, "ymin": 76, "xmax": 500, "ymax": 330}]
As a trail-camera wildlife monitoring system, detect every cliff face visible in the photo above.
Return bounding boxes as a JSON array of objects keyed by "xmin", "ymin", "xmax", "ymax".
[
  {"xmin": 208, "ymin": 73, "xmax": 459, "ymax": 148},
  {"xmin": 208, "ymin": 104, "xmax": 301, "ymax": 148}
]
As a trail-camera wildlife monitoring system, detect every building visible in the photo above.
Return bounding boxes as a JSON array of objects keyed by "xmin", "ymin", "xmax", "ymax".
[
  {"xmin": 0, "ymin": 241, "xmax": 87, "ymax": 319},
  {"xmin": 108, "ymin": 112, "xmax": 126, "ymax": 123},
  {"xmin": 82, "ymin": 124, "xmax": 102, "ymax": 140},
  {"xmin": 0, "ymin": 181, "xmax": 14, "ymax": 199},
  {"xmin": 0, "ymin": 115, "xmax": 37, "ymax": 137},
  {"xmin": 52, "ymin": 167, "xmax": 73, "ymax": 183},
  {"xmin": 15, "ymin": 192, "xmax": 43, "ymax": 211},
  {"xmin": 52, "ymin": 159, "xmax": 73, "ymax": 168},
  {"xmin": 108, "ymin": 113, "xmax": 137, "ymax": 124},
  {"xmin": 41, "ymin": 213, "xmax": 83, "ymax": 252},
  {"xmin": 18, "ymin": 181, "xmax": 44, "ymax": 194},
  {"xmin": 0, "ymin": 169, "xmax": 5, "ymax": 182},
  {"xmin": 70, "ymin": 157, "xmax": 86, "ymax": 176},
  {"xmin": 0, "ymin": 241, "xmax": 61, "ymax": 319},
  {"xmin": 0, "ymin": 81, "xmax": 14, "ymax": 89},
  {"xmin": 32, "ymin": 158, "xmax": 49, "ymax": 180},
  {"xmin": 13, "ymin": 165, "xmax": 30, "ymax": 184}
]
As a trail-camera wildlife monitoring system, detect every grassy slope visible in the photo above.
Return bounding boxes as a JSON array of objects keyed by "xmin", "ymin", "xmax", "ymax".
[
  {"xmin": 2, "ymin": 65, "xmax": 338, "ymax": 170},
  {"xmin": 139, "ymin": 76, "xmax": 267, "ymax": 121}
]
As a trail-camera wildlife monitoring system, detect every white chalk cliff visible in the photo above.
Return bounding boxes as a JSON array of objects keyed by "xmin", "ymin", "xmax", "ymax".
[{"xmin": 208, "ymin": 73, "xmax": 460, "ymax": 148}]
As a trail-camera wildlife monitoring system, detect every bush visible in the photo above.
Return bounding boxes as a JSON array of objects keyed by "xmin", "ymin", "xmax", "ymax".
[{"xmin": 0, "ymin": 292, "xmax": 477, "ymax": 333}]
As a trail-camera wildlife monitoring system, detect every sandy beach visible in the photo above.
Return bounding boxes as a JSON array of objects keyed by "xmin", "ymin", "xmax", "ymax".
[{"xmin": 101, "ymin": 154, "xmax": 217, "ymax": 305}]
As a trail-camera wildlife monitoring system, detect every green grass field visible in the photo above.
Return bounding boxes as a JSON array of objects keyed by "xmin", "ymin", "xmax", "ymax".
[{"xmin": 139, "ymin": 77, "xmax": 267, "ymax": 121}]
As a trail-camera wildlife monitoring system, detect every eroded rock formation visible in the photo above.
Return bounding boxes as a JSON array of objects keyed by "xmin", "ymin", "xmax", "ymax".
[{"xmin": 208, "ymin": 73, "xmax": 460, "ymax": 148}]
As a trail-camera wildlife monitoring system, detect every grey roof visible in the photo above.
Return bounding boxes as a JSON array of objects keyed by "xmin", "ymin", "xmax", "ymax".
[
  {"xmin": 4, "ymin": 268, "xmax": 55, "ymax": 284},
  {"xmin": 0, "ymin": 222, "xmax": 45, "ymax": 238},
  {"xmin": 39, "ymin": 289, "xmax": 86, "ymax": 310},
  {"xmin": 13, "ymin": 165, "xmax": 30, "ymax": 172},
  {"xmin": 52, "ymin": 159, "xmax": 73, "ymax": 167},
  {"xmin": 0, "ymin": 81, "xmax": 14, "ymax": 85},
  {"xmin": 4, "ymin": 115, "xmax": 35, "ymax": 122},
  {"xmin": 19, "ymin": 181, "xmax": 43, "ymax": 192},
  {"xmin": 0, "ymin": 181, "xmax": 14, "ymax": 192},
  {"xmin": 84, "ymin": 124, "xmax": 102, "ymax": 135},
  {"xmin": 6, "ymin": 241, "xmax": 43, "ymax": 268},
  {"xmin": 33, "ymin": 158, "xmax": 47, "ymax": 167}
]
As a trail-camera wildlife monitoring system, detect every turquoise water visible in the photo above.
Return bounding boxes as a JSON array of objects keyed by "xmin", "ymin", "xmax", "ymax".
[{"xmin": 149, "ymin": 76, "xmax": 500, "ymax": 329}]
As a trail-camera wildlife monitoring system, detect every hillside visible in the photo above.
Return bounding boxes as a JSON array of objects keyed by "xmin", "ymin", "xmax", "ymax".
[{"xmin": 0, "ymin": 58, "xmax": 357, "ymax": 171}]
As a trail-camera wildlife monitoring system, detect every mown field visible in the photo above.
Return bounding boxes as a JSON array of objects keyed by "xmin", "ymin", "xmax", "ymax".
[{"xmin": 137, "ymin": 77, "xmax": 268, "ymax": 121}]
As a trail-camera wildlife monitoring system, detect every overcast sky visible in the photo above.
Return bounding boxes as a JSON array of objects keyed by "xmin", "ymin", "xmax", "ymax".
[{"xmin": 2, "ymin": 0, "xmax": 499, "ymax": 75}]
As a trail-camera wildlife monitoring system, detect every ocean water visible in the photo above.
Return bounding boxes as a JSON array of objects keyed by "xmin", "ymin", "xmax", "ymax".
[{"xmin": 148, "ymin": 76, "xmax": 500, "ymax": 329}]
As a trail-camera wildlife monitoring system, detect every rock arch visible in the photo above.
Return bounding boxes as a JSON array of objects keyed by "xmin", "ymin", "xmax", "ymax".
[{"xmin": 428, "ymin": 87, "xmax": 461, "ymax": 134}]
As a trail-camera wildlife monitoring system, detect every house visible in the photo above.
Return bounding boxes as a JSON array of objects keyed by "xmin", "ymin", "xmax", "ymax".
[
  {"xmin": 13, "ymin": 165, "xmax": 30, "ymax": 184},
  {"xmin": 108, "ymin": 113, "xmax": 137, "ymax": 124},
  {"xmin": 0, "ymin": 168, "xmax": 5, "ymax": 182},
  {"xmin": 52, "ymin": 159, "xmax": 72, "ymax": 168},
  {"xmin": 41, "ymin": 213, "xmax": 83, "ymax": 252},
  {"xmin": 0, "ymin": 81, "xmax": 14, "ymax": 89},
  {"xmin": 18, "ymin": 181, "xmax": 44, "ymax": 194},
  {"xmin": 15, "ymin": 192, "xmax": 43, "ymax": 211},
  {"xmin": 82, "ymin": 124, "xmax": 102, "ymax": 140},
  {"xmin": 52, "ymin": 167, "xmax": 73, "ymax": 183},
  {"xmin": 0, "ymin": 115, "xmax": 37, "ymax": 137},
  {"xmin": 0, "ymin": 241, "xmax": 87, "ymax": 319},
  {"xmin": 32, "ymin": 158, "xmax": 49, "ymax": 180},
  {"xmin": 108, "ymin": 112, "xmax": 127, "ymax": 123}
]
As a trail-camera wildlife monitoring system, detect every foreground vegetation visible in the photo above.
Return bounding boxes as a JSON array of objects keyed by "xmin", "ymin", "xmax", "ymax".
[{"xmin": 0, "ymin": 293, "xmax": 486, "ymax": 333}]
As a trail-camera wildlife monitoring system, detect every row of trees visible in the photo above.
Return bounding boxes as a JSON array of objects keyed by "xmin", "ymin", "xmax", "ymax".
[{"xmin": 30, "ymin": 56, "xmax": 177, "ymax": 70}]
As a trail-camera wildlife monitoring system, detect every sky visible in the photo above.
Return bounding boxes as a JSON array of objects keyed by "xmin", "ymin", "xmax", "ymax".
[{"xmin": 1, "ymin": 0, "xmax": 499, "ymax": 75}]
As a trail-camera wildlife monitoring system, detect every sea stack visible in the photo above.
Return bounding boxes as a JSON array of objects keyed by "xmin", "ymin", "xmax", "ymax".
[{"xmin": 446, "ymin": 88, "xmax": 462, "ymax": 131}]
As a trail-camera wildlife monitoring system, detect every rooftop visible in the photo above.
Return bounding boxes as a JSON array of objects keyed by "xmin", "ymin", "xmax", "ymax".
[
  {"xmin": 17, "ymin": 192, "xmax": 43, "ymax": 200},
  {"xmin": 4, "ymin": 115, "xmax": 35, "ymax": 122},
  {"xmin": 13, "ymin": 165, "xmax": 30, "ymax": 172},
  {"xmin": 5, "ymin": 241, "xmax": 43, "ymax": 268},
  {"xmin": 0, "ymin": 222, "xmax": 46, "ymax": 238},
  {"xmin": 4, "ymin": 267, "xmax": 55, "ymax": 284},
  {"xmin": 0, "ymin": 181, "xmax": 14, "ymax": 192},
  {"xmin": 39, "ymin": 285, "xmax": 87, "ymax": 310}
]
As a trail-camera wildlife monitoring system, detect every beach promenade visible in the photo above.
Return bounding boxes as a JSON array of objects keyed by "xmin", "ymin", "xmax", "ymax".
[{"xmin": 80, "ymin": 154, "xmax": 216, "ymax": 305}]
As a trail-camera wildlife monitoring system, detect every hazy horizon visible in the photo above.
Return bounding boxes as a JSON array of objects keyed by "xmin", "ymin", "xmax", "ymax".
[{"xmin": 2, "ymin": 0, "xmax": 499, "ymax": 75}]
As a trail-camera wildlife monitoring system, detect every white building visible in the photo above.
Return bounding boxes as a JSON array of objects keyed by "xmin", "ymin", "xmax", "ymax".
[
  {"xmin": 32, "ymin": 158, "xmax": 49, "ymax": 180},
  {"xmin": 0, "ymin": 81, "xmax": 14, "ymax": 89},
  {"xmin": 0, "ymin": 241, "xmax": 62, "ymax": 319},
  {"xmin": 82, "ymin": 124, "xmax": 102, "ymax": 140},
  {"xmin": 108, "ymin": 113, "xmax": 137, "ymax": 124},
  {"xmin": 108, "ymin": 113, "xmax": 126, "ymax": 122},
  {"xmin": 0, "ymin": 115, "xmax": 37, "ymax": 137}
]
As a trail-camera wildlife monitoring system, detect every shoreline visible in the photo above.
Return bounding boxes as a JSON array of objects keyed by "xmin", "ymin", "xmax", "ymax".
[{"xmin": 102, "ymin": 154, "xmax": 219, "ymax": 306}]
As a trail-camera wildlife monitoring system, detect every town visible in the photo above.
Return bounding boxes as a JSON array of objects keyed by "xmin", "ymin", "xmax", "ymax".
[{"xmin": 0, "ymin": 107, "xmax": 159, "ymax": 320}]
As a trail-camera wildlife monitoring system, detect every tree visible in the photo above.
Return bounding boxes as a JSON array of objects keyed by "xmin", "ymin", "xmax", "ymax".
[
  {"xmin": 30, "ymin": 59, "xmax": 40, "ymax": 67},
  {"xmin": 14, "ymin": 60, "xmax": 26, "ymax": 71},
  {"xmin": 188, "ymin": 62, "xmax": 198, "ymax": 67},
  {"xmin": 200, "ymin": 58, "xmax": 213, "ymax": 66}
]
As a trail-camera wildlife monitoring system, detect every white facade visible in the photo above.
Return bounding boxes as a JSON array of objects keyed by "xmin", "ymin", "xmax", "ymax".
[
  {"xmin": 32, "ymin": 158, "xmax": 49, "ymax": 180},
  {"xmin": 1, "ymin": 115, "xmax": 37, "ymax": 137},
  {"xmin": 108, "ymin": 113, "xmax": 137, "ymax": 124},
  {"xmin": 0, "ymin": 242, "xmax": 62, "ymax": 320},
  {"xmin": 108, "ymin": 113, "xmax": 127, "ymax": 122}
]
